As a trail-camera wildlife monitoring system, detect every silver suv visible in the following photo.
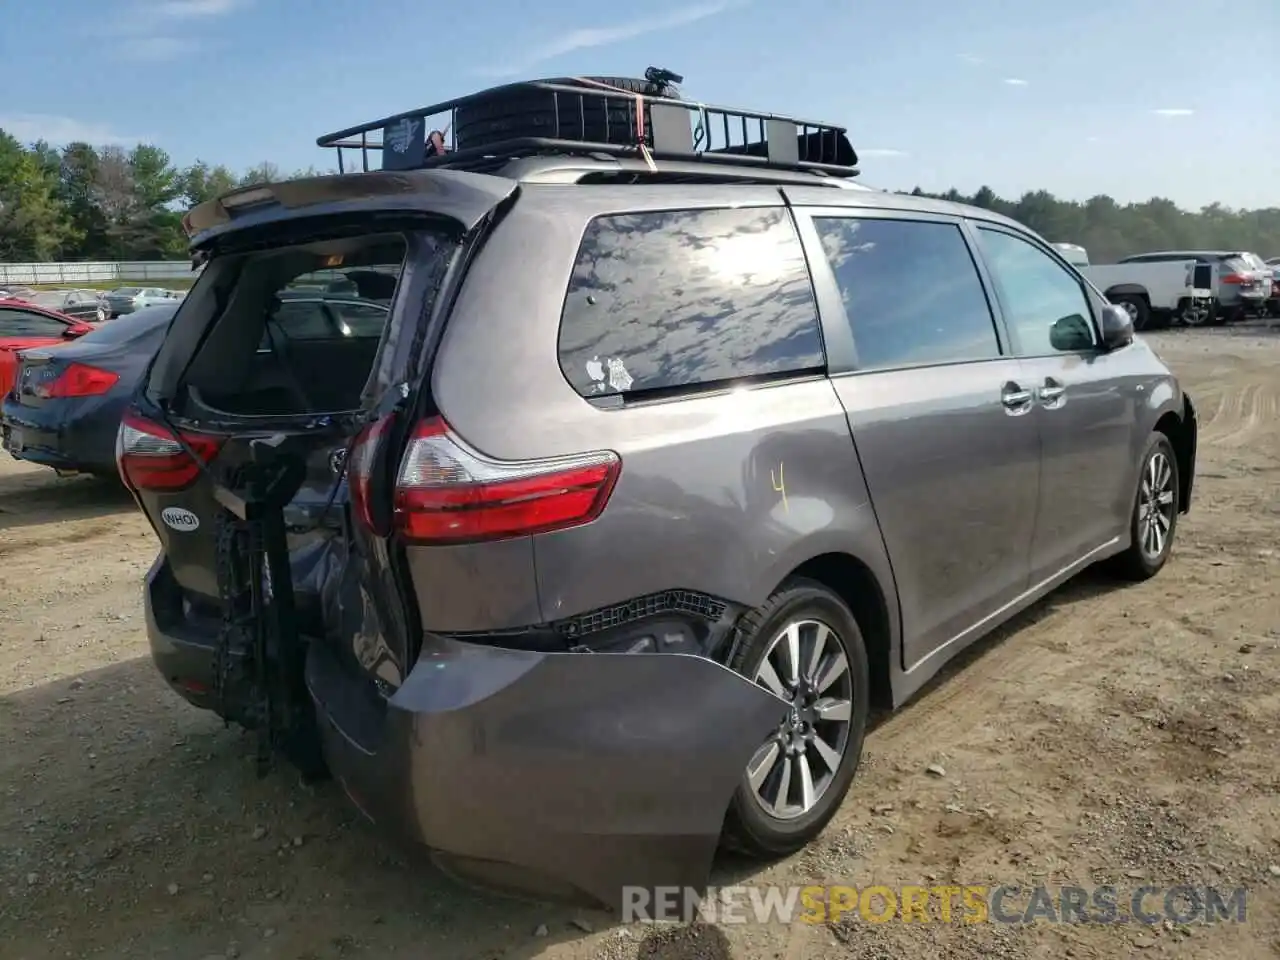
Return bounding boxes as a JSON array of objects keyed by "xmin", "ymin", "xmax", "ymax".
[{"xmin": 119, "ymin": 76, "xmax": 1198, "ymax": 910}]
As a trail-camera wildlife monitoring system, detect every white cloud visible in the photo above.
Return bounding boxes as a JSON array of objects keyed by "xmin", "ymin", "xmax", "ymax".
[
  {"xmin": 859, "ymin": 149, "xmax": 909, "ymax": 158},
  {"xmin": 0, "ymin": 114, "xmax": 145, "ymax": 146},
  {"xmin": 957, "ymin": 53, "xmax": 986, "ymax": 65},
  {"xmin": 102, "ymin": 0, "xmax": 247, "ymax": 59},
  {"xmin": 477, "ymin": 1, "xmax": 745, "ymax": 77},
  {"xmin": 1152, "ymin": 108, "xmax": 1193, "ymax": 117},
  {"xmin": 1002, "ymin": 78, "xmax": 1029, "ymax": 86}
]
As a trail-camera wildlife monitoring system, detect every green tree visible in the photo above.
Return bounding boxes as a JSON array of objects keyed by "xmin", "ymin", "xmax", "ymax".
[
  {"xmin": 56, "ymin": 142, "xmax": 107, "ymax": 258},
  {"xmin": 182, "ymin": 160, "xmax": 238, "ymax": 207},
  {"xmin": 109, "ymin": 145, "xmax": 185, "ymax": 260},
  {"xmin": 0, "ymin": 130, "xmax": 73, "ymax": 260}
]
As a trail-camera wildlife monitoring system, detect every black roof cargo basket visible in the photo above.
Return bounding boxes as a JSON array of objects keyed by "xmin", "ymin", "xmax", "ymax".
[{"xmin": 316, "ymin": 68, "xmax": 859, "ymax": 179}]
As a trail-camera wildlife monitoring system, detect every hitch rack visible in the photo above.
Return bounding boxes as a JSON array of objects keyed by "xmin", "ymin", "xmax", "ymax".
[
  {"xmin": 315, "ymin": 77, "xmax": 859, "ymax": 179},
  {"xmin": 211, "ymin": 434, "xmax": 317, "ymax": 777}
]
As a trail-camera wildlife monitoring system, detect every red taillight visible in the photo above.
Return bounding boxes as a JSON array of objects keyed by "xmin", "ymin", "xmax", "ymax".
[
  {"xmin": 115, "ymin": 412, "xmax": 223, "ymax": 492},
  {"xmin": 348, "ymin": 417, "xmax": 393, "ymax": 535},
  {"xmin": 1220, "ymin": 274, "xmax": 1245, "ymax": 285},
  {"xmin": 37, "ymin": 362, "xmax": 120, "ymax": 398},
  {"xmin": 392, "ymin": 417, "xmax": 620, "ymax": 544}
]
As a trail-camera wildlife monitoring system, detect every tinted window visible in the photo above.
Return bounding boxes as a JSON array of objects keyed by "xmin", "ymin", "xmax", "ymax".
[
  {"xmin": 977, "ymin": 228, "xmax": 1096, "ymax": 356},
  {"xmin": 814, "ymin": 217, "xmax": 1000, "ymax": 370},
  {"xmin": 269, "ymin": 300, "xmax": 336, "ymax": 342},
  {"xmin": 330, "ymin": 300, "xmax": 388, "ymax": 337},
  {"xmin": 78, "ymin": 305, "xmax": 176, "ymax": 345},
  {"xmin": 0, "ymin": 309, "xmax": 68, "ymax": 338},
  {"xmin": 558, "ymin": 207, "xmax": 824, "ymax": 398}
]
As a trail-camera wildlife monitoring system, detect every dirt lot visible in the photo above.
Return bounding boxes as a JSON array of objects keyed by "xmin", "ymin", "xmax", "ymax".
[{"xmin": 2, "ymin": 327, "xmax": 1278, "ymax": 960}]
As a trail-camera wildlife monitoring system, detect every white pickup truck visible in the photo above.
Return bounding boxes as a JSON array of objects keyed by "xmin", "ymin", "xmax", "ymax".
[{"xmin": 1052, "ymin": 243, "xmax": 1217, "ymax": 329}]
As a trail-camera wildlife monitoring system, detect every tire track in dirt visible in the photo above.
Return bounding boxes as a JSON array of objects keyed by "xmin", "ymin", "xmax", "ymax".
[{"xmin": 1209, "ymin": 379, "xmax": 1279, "ymax": 449}]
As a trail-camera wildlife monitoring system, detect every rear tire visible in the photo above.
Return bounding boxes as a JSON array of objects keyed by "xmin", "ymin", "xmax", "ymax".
[
  {"xmin": 721, "ymin": 579, "xmax": 869, "ymax": 858},
  {"xmin": 1105, "ymin": 432, "xmax": 1180, "ymax": 582}
]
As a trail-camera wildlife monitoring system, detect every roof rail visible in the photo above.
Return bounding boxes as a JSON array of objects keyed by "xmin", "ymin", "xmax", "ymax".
[{"xmin": 315, "ymin": 71, "xmax": 859, "ymax": 179}]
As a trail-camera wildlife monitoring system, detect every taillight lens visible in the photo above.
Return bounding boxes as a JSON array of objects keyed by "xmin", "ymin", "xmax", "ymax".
[
  {"xmin": 1220, "ymin": 274, "xmax": 1245, "ymax": 285},
  {"xmin": 348, "ymin": 417, "xmax": 393, "ymax": 535},
  {"xmin": 36, "ymin": 362, "xmax": 119, "ymax": 398},
  {"xmin": 116, "ymin": 412, "xmax": 223, "ymax": 492},
  {"xmin": 393, "ymin": 417, "xmax": 620, "ymax": 544}
]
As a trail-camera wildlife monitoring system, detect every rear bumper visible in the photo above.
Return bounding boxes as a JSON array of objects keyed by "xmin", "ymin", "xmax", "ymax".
[
  {"xmin": 144, "ymin": 557, "xmax": 789, "ymax": 908},
  {"xmin": 1, "ymin": 397, "xmax": 122, "ymax": 474}
]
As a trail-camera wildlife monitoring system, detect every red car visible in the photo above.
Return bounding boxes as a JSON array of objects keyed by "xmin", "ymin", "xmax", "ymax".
[{"xmin": 0, "ymin": 299, "xmax": 94, "ymax": 397}]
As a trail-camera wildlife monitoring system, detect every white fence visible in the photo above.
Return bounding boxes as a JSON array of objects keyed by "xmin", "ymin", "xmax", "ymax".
[{"xmin": 0, "ymin": 261, "xmax": 196, "ymax": 285}]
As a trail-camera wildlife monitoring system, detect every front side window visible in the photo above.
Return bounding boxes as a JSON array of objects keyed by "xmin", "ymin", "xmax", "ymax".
[
  {"xmin": 977, "ymin": 228, "xmax": 1097, "ymax": 356},
  {"xmin": 558, "ymin": 207, "xmax": 825, "ymax": 398},
  {"xmin": 814, "ymin": 217, "xmax": 1001, "ymax": 370}
]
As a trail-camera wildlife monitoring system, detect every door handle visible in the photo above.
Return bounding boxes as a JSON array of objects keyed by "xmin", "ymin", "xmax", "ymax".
[
  {"xmin": 1001, "ymin": 382, "xmax": 1033, "ymax": 415},
  {"xmin": 1039, "ymin": 377, "xmax": 1066, "ymax": 408}
]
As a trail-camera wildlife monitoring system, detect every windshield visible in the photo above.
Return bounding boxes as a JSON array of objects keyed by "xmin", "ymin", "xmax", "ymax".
[
  {"xmin": 1240, "ymin": 253, "xmax": 1267, "ymax": 270},
  {"xmin": 78, "ymin": 304, "xmax": 178, "ymax": 345},
  {"xmin": 112, "ymin": 287, "xmax": 142, "ymax": 296}
]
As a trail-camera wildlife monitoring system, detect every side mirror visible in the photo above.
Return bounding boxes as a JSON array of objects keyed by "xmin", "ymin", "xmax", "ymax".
[
  {"xmin": 1048, "ymin": 314, "xmax": 1095, "ymax": 352},
  {"xmin": 64, "ymin": 323, "xmax": 93, "ymax": 339},
  {"xmin": 1099, "ymin": 303, "xmax": 1134, "ymax": 350}
]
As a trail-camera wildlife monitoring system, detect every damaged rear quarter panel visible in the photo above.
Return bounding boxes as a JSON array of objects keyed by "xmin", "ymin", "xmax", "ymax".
[{"xmin": 310, "ymin": 632, "xmax": 790, "ymax": 909}]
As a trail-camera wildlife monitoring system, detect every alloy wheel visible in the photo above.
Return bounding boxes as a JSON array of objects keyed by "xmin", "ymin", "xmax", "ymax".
[
  {"xmin": 746, "ymin": 618, "xmax": 854, "ymax": 821},
  {"xmin": 1138, "ymin": 451, "xmax": 1175, "ymax": 560}
]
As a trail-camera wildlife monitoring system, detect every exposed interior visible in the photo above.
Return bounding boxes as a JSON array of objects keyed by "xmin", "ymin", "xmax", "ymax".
[{"xmin": 168, "ymin": 233, "xmax": 407, "ymax": 418}]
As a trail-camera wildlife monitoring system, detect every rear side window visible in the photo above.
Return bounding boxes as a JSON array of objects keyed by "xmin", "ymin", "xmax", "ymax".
[
  {"xmin": 0, "ymin": 309, "xmax": 68, "ymax": 338},
  {"xmin": 813, "ymin": 217, "xmax": 1000, "ymax": 370},
  {"xmin": 558, "ymin": 207, "xmax": 824, "ymax": 398},
  {"xmin": 268, "ymin": 299, "xmax": 335, "ymax": 341},
  {"xmin": 330, "ymin": 300, "xmax": 390, "ymax": 337}
]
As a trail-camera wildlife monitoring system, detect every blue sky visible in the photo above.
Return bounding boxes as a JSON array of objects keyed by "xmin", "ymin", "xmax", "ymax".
[{"xmin": 2, "ymin": 0, "xmax": 1276, "ymax": 209}]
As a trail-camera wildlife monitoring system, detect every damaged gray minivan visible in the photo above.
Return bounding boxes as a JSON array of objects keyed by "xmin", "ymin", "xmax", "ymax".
[{"xmin": 120, "ymin": 74, "xmax": 1197, "ymax": 910}]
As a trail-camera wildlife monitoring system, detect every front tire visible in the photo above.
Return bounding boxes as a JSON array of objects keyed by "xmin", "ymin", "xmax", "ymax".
[
  {"xmin": 1113, "ymin": 295, "xmax": 1151, "ymax": 331},
  {"xmin": 722, "ymin": 579, "xmax": 870, "ymax": 858},
  {"xmin": 1106, "ymin": 432, "xmax": 1180, "ymax": 581}
]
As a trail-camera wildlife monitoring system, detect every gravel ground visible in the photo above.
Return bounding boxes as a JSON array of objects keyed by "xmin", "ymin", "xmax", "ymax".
[{"xmin": 1, "ymin": 325, "xmax": 1278, "ymax": 959}]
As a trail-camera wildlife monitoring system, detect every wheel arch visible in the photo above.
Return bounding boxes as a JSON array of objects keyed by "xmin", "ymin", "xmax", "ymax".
[
  {"xmin": 1105, "ymin": 284, "xmax": 1150, "ymax": 301},
  {"xmin": 777, "ymin": 552, "xmax": 895, "ymax": 711},
  {"xmin": 1154, "ymin": 396, "xmax": 1196, "ymax": 513}
]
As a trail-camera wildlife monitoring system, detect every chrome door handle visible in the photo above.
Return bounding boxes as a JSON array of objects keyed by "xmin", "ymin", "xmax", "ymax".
[
  {"xmin": 1039, "ymin": 377, "xmax": 1066, "ymax": 408},
  {"xmin": 1001, "ymin": 382, "xmax": 1033, "ymax": 415}
]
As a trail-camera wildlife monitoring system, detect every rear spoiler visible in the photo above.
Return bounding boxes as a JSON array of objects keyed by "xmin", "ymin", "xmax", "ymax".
[{"xmin": 181, "ymin": 170, "xmax": 518, "ymax": 250}]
